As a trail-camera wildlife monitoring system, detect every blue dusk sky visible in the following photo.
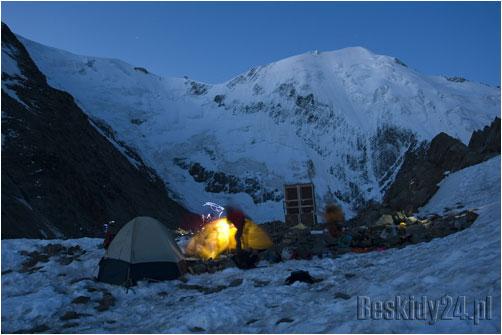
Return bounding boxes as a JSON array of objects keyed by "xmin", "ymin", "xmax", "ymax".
[{"xmin": 2, "ymin": 1, "xmax": 500, "ymax": 85}]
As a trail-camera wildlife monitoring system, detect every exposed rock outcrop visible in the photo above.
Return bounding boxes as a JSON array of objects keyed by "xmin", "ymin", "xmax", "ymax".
[
  {"xmin": 468, "ymin": 116, "xmax": 500, "ymax": 156},
  {"xmin": 383, "ymin": 117, "xmax": 500, "ymax": 214},
  {"xmin": 173, "ymin": 159, "xmax": 283, "ymax": 204},
  {"xmin": 348, "ymin": 117, "xmax": 500, "ymax": 227},
  {"xmin": 259, "ymin": 209, "xmax": 479, "ymax": 261},
  {"xmin": 1, "ymin": 23, "xmax": 195, "ymax": 238}
]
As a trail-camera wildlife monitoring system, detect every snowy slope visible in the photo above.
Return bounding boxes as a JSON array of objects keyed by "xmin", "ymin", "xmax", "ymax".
[
  {"xmin": 19, "ymin": 36, "xmax": 501, "ymax": 221},
  {"xmin": 2, "ymin": 156, "xmax": 500, "ymax": 333},
  {"xmin": 420, "ymin": 156, "xmax": 501, "ymax": 216}
]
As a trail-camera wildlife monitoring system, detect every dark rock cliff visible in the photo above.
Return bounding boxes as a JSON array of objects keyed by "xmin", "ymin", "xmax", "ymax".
[
  {"xmin": 1, "ymin": 23, "xmax": 196, "ymax": 239},
  {"xmin": 350, "ymin": 117, "xmax": 500, "ymax": 227},
  {"xmin": 384, "ymin": 117, "xmax": 500, "ymax": 213}
]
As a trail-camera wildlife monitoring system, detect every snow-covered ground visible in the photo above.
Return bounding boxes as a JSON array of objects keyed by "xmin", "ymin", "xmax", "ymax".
[
  {"xmin": 2, "ymin": 157, "xmax": 500, "ymax": 333},
  {"xmin": 18, "ymin": 36, "xmax": 501, "ymax": 222}
]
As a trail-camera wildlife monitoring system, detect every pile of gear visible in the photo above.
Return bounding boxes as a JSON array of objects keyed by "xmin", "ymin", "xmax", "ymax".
[
  {"xmin": 350, "ymin": 210, "xmax": 478, "ymax": 249},
  {"xmin": 260, "ymin": 204, "xmax": 479, "ymax": 261}
]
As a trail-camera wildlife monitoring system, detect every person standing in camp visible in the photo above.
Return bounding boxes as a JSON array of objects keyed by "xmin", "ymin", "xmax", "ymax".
[
  {"xmin": 226, "ymin": 206, "xmax": 246, "ymax": 253},
  {"xmin": 324, "ymin": 204, "xmax": 352, "ymax": 252},
  {"xmin": 325, "ymin": 204, "xmax": 344, "ymax": 239},
  {"xmin": 226, "ymin": 206, "xmax": 260, "ymax": 269},
  {"xmin": 103, "ymin": 221, "xmax": 116, "ymax": 250}
]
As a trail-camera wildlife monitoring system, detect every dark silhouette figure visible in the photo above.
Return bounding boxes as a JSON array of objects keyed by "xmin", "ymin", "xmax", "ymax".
[
  {"xmin": 226, "ymin": 206, "xmax": 259, "ymax": 269},
  {"xmin": 226, "ymin": 206, "xmax": 246, "ymax": 252}
]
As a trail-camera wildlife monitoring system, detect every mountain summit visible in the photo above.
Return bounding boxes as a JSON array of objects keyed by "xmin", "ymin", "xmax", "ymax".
[{"xmin": 18, "ymin": 36, "xmax": 500, "ymax": 221}]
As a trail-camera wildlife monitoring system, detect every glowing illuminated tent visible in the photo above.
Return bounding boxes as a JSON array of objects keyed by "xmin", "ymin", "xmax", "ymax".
[
  {"xmin": 185, "ymin": 217, "xmax": 273, "ymax": 260},
  {"xmin": 98, "ymin": 216, "xmax": 186, "ymax": 285}
]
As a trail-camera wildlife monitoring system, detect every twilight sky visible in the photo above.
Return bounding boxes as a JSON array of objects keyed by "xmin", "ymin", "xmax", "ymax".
[{"xmin": 2, "ymin": 1, "xmax": 500, "ymax": 85}]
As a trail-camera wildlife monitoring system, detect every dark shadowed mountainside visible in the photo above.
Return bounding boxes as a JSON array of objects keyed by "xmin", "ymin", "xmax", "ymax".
[{"xmin": 1, "ymin": 23, "xmax": 197, "ymax": 239}]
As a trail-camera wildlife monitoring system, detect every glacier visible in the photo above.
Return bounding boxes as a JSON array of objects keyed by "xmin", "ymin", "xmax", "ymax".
[{"xmin": 18, "ymin": 36, "xmax": 501, "ymax": 221}]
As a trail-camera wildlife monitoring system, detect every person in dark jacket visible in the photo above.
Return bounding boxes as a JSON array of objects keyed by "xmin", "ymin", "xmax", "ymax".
[
  {"xmin": 226, "ymin": 206, "xmax": 259, "ymax": 269},
  {"xmin": 324, "ymin": 204, "xmax": 352, "ymax": 250},
  {"xmin": 103, "ymin": 222, "xmax": 116, "ymax": 249},
  {"xmin": 325, "ymin": 204, "xmax": 344, "ymax": 238},
  {"xmin": 226, "ymin": 206, "xmax": 246, "ymax": 252}
]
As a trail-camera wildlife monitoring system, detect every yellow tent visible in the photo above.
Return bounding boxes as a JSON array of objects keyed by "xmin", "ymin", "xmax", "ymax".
[
  {"xmin": 185, "ymin": 217, "xmax": 273, "ymax": 260},
  {"xmin": 291, "ymin": 222, "xmax": 308, "ymax": 230}
]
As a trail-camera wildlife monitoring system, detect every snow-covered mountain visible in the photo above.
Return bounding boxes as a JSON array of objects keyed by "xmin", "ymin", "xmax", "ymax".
[
  {"xmin": 19, "ymin": 36, "xmax": 501, "ymax": 221},
  {"xmin": 2, "ymin": 156, "xmax": 500, "ymax": 333}
]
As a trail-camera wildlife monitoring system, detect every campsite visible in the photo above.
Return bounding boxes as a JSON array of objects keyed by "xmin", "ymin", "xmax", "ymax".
[
  {"xmin": 1, "ymin": 2, "xmax": 501, "ymax": 334},
  {"xmin": 2, "ymin": 156, "xmax": 501, "ymax": 333}
]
